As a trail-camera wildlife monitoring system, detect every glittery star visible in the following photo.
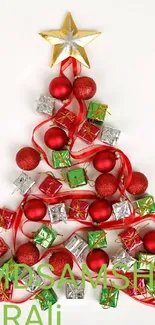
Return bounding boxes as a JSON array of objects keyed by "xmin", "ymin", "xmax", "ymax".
[{"xmin": 39, "ymin": 12, "xmax": 101, "ymax": 68}]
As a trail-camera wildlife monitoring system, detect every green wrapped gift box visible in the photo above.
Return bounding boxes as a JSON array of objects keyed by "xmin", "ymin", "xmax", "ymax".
[
  {"xmin": 99, "ymin": 287, "xmax": 119, "ymax": 308},
  {"xmin": 35, "ymin": 288, "xmax": 58, "ymax": 310},
  {"xmin": 67, "ymin": 168, "xmax": 87, "ymax": 188},
  {"xmin": 134, "ymin": 195, "xmax": 155, "ymax": 216},
  {"xmin": 137, "ymin": 252, "xmax": 155, "ymax": 270},
  {"xmin": 88, "ymin": 230, "xmax": 107, "ymax": 249},
  {"xmin": 87, "ymin": 101, "xmax": 108, "ymax": 124},
  {"xmin": 52, "ymin": 150, "xmax": 71, "ymax": 168},
  {"xmin": 34, "ymin": 224, "xmax": 57, "ymax": 249}
]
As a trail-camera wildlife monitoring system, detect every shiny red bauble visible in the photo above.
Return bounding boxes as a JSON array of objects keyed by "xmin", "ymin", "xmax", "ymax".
[
  {"xmin": 23, "ymin": 199, "xmax": 47, "ymax": 221},
  {"xmin": 95, "ymin": 173, "xmax": 118, "ymax": 197},
  {"xmin": 143, "ymin": 230, "xmax": 155, "ymax": 253},
  {"xmin": 49, "ymin": 250, "xmax": 73, "ymax": 276},
  {"xmin": 49, "ymin": 77, "xmax": 72, "ymax": 100},
  {"xmin": 86, "ymin": 249, "xmax": 109, "ymax": 273},
  {"xmin": 73, "ymin": 76, "xmax": 96, "ymax": 100},
  {"xmin": 44, "ymin": 127, "xmax": 69, "ymax": 150},
  {"xmin": 93, "ymin": 150, "xmax": 116, "ymax": 173},
  {"xmin": 16, "ymin": 147, "xmax": 41, "ymax": 171},
  {"xmin": 16, "ymin": 242, "xmax": 40, "ymax": 266},
  {"xmin": 126, "ymin": 171, "xmax": 148, "ymax": 195},
  {"xmin": 89, "ymin": 199, "xmax": 112, "ymax": 223}
]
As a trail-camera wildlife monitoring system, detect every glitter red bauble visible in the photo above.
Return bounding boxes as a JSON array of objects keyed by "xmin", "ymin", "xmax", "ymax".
[
  {"xmin": 89, "ymin": 199, "xmax": 112, "ymax": 223},
  {"xmin": 95, "ymin": 173, "xmax": 118, "ymax": 197},
  {"xmin": 49, "ymin": 77, "xmax": 72, "ymax": 100},
  {"xmin": 126, "ymin": 171, "xmax": 148, "ymax": 195},
  {"xmin": 16, "ymin": 242, "xmax": 40, "ymax": 266},
  {"xmin": 86, "ymin": 249, "xmax": 109, "ymax": 273},
  {"xmin": 93, "ymin": 150, "xmax": 116, "ymax": 173},
  {"xmin": 143, "ymin": 230, "xmax": 155, "ymax": 253},
  {"xmin": 73, "ymin": 77, "xmax": 96, "ymax": 100},
  {"xmin": 23, "ymin": 199, "xmax": 47, "ymax": 221},
  {"xmin": 49, "ymin": 250, "xmax": 73, "ymax": 276},
  {"xmin": 44, "ymin": 127, "xmax": 69, "ymax": 150},
  {"xmin": 16, "ymin": 147, "xmax": 41, "ymax": 171}
]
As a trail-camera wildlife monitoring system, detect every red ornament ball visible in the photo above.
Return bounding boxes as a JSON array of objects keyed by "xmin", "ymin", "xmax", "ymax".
[
  {"xmin": 89, "ymin": 199, "xmax": 112, "ymax": 223},
  {"xmin": 127, "ymin": 171, "xmax": 148, "ymax": 195},
  {"xmin": 49, "ymin": 250, "xmax": 73, "ymax": 276},
  {"xmin": 93, "ymin": 150, "xmax": 116, "ymax": 173},
  {"xmin": 16, "ymin": 242, "xmax": 40, "ymax": 266},
  {"xmin": 95, "ymin": 173, "xmax": 118, "ymax": 197},
  {"xmin": 44, "ymin": 127, "xmax": 69, "ymax": 150},
  {"xmin": 73, "ymin": 76, "xmax": 96, "ymax": 100},
  {"xmin": 23, "ymin": 199, "xmax": 47, "ymax": 221},
  {"xmin": 49, "ymin": 77, "xmax": 72, "ymax": 100},
  {"xmin": 143, "ymin": 230, "xmax": 155, "ymax": 253},
  {"xmin": 86, "ymin": 249, "xmax": 109, "ymax": 273},
  {"xmin": 16, "ymin": 147, "xmax": 40, "ymax": 171}
]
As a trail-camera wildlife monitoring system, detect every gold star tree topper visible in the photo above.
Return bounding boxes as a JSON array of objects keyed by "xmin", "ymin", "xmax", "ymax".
[{"xmin": 39, "ymin": 12, "xmax": 101, "ymax": 68}]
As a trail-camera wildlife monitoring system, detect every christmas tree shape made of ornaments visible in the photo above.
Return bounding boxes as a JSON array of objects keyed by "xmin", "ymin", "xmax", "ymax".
[{"xmin": 0, "ymin": 12, "xmax": 155, "ymax": 310}]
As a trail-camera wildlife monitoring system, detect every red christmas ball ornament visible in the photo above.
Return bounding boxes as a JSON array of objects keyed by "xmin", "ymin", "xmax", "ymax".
[
  {"xmin": 16, "ymin": 147, "xmax": 41, "ymax": 171},
  {"xmin": 126, "ymin": 171, "xmax": 148, "ymax": 195},
  {"xmin": 49, "ymin": 77, "xmax": 72, "ymax": 100},
  {"xmin": 93, "ymin": 150, "xmax": 116, "ymax": 173},
  {"xmin": 49, "ymin": 250, "xmax": 73, "ymax": 276},
  {"xmin": 16, "ymin": 242, "xmax": 40, "ymax": 266},
  {"xmin": 23, "ymin": 199, "xmax": 47, "ymax": 221},
  {"xmin": 86, "ymin": 249, "xmax": 109, "ymax": 273},
  {"xmin": 73, "ymin": 76, "xmax": 96, "ymax": 100},
  {"xmin": 143, "ymin": 230, "xmax": 155, "ymax": 253},
  {"xmin": 89, "ymin": 199, "xmax": 112, "ymax": 223},
  {"xmin": 44, "ymin": 127, "xmax": 69, "ymax": 150},
  {"xmin": 95, "ymin": 173, "xmax": 118, "ymax": 197}
]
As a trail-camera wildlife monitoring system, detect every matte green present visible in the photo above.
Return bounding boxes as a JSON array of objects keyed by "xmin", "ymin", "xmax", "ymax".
[
  {"xmin": 87, "ymin": 101, "xmax": 108, "ymax": 124},
  {"xmin": 67, "ymin": 168, "xmax": 87, "ymax": 188},
  {"xmin": 34, "ymin": 225, "xmax": 57, "ymax": 248},
  {"xmin": 88, "ymin": 230, "xmax": 107, "ymax": 249},
  {"xmin": 52, "ymin": 150, "xmax": 71, "ymax": 168},
  {"xmin": 137, "ymin": 252, "xmax": 155, "ymax": 270},
  {"xmin": 99, "ymin": 287, "xmax": 119, "ymax": 308},
  {"xmin": 0, "ymin": 258, "xmax": 22, "ymax": 281},
  {"xmin": 35, "ymin": 288, "xmax": 58, "ymax": 310},
  {"xmin": 147, "ymin": 280, "xmax": 155, "ymax": 298},
  {"xmin": 134, "ymin": 195, "xmax": 155, "ymax": 216}
]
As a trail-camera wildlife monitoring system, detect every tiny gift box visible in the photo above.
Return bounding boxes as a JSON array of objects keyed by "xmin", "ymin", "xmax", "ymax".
[
  {"xmin": 133, "ymin": 195, "xmax": 155, "ymax": 216},
  {"xmin": 77, "ymin": 121, "xmax": 100, "ymax": 144},
  {"xmin": 147, "ymin": 280, "xmax": 155, "ymax": 298},
  {"xmin": 33, "ymin": 225, "xmax": 57, "ymax": 249},
  {"xmin": 112, "ymin": 200, "xmax": 132, "ymax": 221},
  {"xmin": 125, "ymin": 278, "xmax": 146, "ymax": 296},
  {"xmin": 119, "ymin": 227, "xmax": 142, "ymax": 251},
  {"xmin": 0, "ymin": 208, "xmax": 16, "ymax": 230},
  {"xmin": 111, "ymin": 247, "xmax": 136, "ymax": 273},
  {"xmin": 65, "ymin": 234, "xmax": 88, "ymax": 261},
  {"xmin": 48, "ymin": 203, "xmax": 68, "ymax": 223},
  {"xmin": 99, "ymin": 287, "xmax": 119, "ymax": 308},
  {"xmin": 35, "ymin": 288, "xmax": 58, "ymax": 310},
  {"xmin": 87, "ymin": 101, "xmax": 108, "ymax": 124},
  {"xmin": 0, "ymin": 279, "xmax": 13, "ymax": 302},
  {"xmin": 100, "ymin": 125, "xmax": 121, "ymax": 146},
  {"xmin": 54, "ymin": 108, "xmax": 76, "ymax": 129},
  {"xmin": 39, "ymin": 174, "xmax": 62, "ymax": 196},
  {"xmin": 137, "ymin": 252, "xmax": 155, "ymax": 270},
  {"xmin": 67, "ymin": 168, "xmax": 87, "ymax": 188},
  {"xmin": 21, "ymin": 269, "xmax": 44, "ymax": 293},
  {"xmin": 69, "ymin": 199, "xmax": 89, "ymax": 220},
  {"xmin": 13, "ymin": 172, "xmax": 35, "ymax": 195},
  {"xmin": 88, "ymin": 230, "xmax": 107, "ymax": 249},
  {"xmin": 36, "ymin": 94, "xmax": 55, "ymax": 115},
  {"xmin": 52, "ymin": 150, "xmax": 71, "ymax": 168},
  {"xmin": 0, "ymin": 237, "xmax": 9, "ymax": 256},
  {"xmin": 66, "ymin": 280, "xmax": 84, "ymax": 299}
]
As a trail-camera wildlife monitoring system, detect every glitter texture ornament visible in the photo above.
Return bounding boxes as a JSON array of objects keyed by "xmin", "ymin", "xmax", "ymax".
[
  {"xmin": 49, "ymin": 250, "xmax": 73, "ymax": 276},
  {"xmin": 66, "ymin": 280, "xmax": 84, "ymax": 299},
  {"xmin": 16, "ymin": 242, "xmax": 40, "ymax": 267},
  {"xmin": 112, "ymin": 200, "xmax": 132, "ymax": 221},
  {"xmin": 100, "ymin": 125, "xmax": 121, "ymax": 146},
  {"xmin": 16, "ymin": 147, "xmax": 41, "ymax": 171},
  {"xmin": 39, "ymin": 175, "xmax": 62, "ymax": 196},
  {"xmin": 73, "ymin": 77, "xmax": 96, "ymax": 100},
  {"xmin": 95, "ymin": 173, "xmax": 118, "ymax": 197},
  {"xmin": 65, "ymin": 234, "xmax": 88, "ymax": 261},
  {"xmin": 77, "ymin": 121, "xmax": 100, "ymax": 144},
  {"xmin": 48, "ymin": 203, "xmax": 67, "ymax": 223},
  {"xmin": 21, "ymin": 270, "xmax": 44, "ymax": 293},
  {"xmin": 13, "ymin": 172, "xmax": 35, "ymax": 195},
  {"xmin": 36, "ymin": 94, "xmax": 55, "ymax": 115},
  {"xmin": 111, "ymin": 248, "xmax": 136, "ymax": 273},
  {"xmin": 127, "ymin": 171, "xmax": 148, "ymax": 195}
]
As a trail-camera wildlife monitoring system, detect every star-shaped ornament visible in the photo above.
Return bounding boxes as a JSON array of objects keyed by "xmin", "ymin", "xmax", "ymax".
[{"xmin": 39, "ymin": 12, "xmax": 101, "ymax": 68}]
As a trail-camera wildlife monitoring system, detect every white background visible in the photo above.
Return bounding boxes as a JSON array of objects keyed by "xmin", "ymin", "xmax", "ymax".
[{"xmin": 0, "ymin": 0, "xmax": 155, "ymax": 324}]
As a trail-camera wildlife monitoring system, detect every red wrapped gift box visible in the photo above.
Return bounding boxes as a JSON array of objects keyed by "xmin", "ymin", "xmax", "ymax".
[
  {"xmin": 125, "ymin": 278, "xmax": 146, "ymax": 296},
  {"xmin": 0, "ymin": 208, "xmax": 16, "ymax": 230},
  {"xmin": 77, "ymin": 121, "xmax": 100, "ymax": 144},
  {"xmin": 54, "ymin": 108, "xmax": 76, "ymax": 130},
  {"xmin": 0, "ymin": 280, "xmax": 13, "ymax": 302},
  {"xmin": 0, "ymin": 237, "xmax": 9, "ymax": 257},
  {"xmin": 39, "ymin": 175, "xmax": 62, "ymax": 196},
  {"xmin": 69, "ymin": 199, "xmax": 89, "ymax": 220},
  {"xmin": 119, "ymin": 227, "xmax": 143, "ymax": 251}
]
